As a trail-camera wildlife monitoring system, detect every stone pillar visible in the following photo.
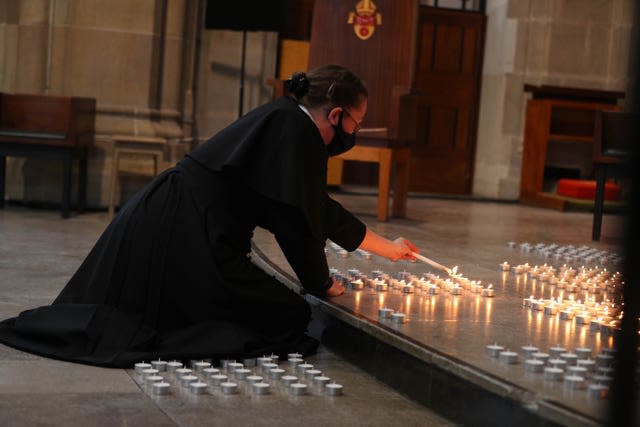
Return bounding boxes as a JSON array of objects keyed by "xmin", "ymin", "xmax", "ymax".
[{"xmin": 0, "ymin": 0, "xmax": 198, "ymax": 207}]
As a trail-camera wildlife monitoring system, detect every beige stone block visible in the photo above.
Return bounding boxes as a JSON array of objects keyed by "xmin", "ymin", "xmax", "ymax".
[
  {"xmin": 612, "ymin": 0, "xmax": 636, "ymax": 26},
  {"xmin": 15, "ymin": 25, "xmax": 46, "ymax": 93},
  {"xmin": 554, "ymin": 0, "xmax": 612, "ymax": 24},
  {"xmin": 0, "ymin": 24, "xmax": 19, "ymax": 91},
  {"xmin": 586, "ymin": 26, "xmax": 611, "ymax": 76},
  {"xmin": 525, "ymin": 21, "xmax": 550, "ymax": 73},
  {"xmin": 18, "ymin": 0, "xmax": 48, "ymax": 25},
  {"xmin": 63, "ymin": 27, "xmax": 153, "ymax": 106},
  {"xmin": 48, "ymin": 26, "xmax": 69, "ymax": 95},
  {"xmin": 609, "ymin": 27, "xmax": 632, "ymax": 79},
  {"xmin": 548, "ymin": 24, "xmax": 587, "ymax": 74},
  {"xmin": 507, "ymin": 0, "xmax": 530, "ymax": 19},
  {"xmin": 530, "ymin": 0, "xmax": 553, "ymax": 19},
  {"xmin": 68, "ymin": 0, "xmax": 155, "ymax": 34},
  {"xmin": 502, "ymin": 73, "xmax": 525, "ymax": 136}
]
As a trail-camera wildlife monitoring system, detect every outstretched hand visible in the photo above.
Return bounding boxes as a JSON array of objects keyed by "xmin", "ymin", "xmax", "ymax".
[
  {"xmin": 389, "ymin": 237, "xmax": 419, "ymax": 261},
  {"xmin": 325, "ymin": 277, "xmax": 345, "ymax": 297}
]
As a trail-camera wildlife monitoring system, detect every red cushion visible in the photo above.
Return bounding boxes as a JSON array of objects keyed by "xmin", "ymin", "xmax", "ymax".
[{"xmin": 556, "ymin": 179, "xmax": 621, "ymax": 201}]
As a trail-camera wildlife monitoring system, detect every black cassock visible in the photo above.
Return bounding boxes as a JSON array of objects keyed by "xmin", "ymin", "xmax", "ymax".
[{"xmin": 0, "ymin": 97, "xmax": 366, "ymax": 367}]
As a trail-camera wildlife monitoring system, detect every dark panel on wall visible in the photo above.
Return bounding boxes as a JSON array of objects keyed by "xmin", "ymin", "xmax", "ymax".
[{"xmin": 205, "ymin": 0, "xmax": 284, "ymax": 31}]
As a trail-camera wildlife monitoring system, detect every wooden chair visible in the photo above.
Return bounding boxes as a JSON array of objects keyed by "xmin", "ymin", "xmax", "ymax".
[
  {"xmin": 592, "ymin": 110, "xmax": 639, "ymax": 241},
  {"xmin": 108, "ymin": 135, "xmax": 167, "ymax": 217}
]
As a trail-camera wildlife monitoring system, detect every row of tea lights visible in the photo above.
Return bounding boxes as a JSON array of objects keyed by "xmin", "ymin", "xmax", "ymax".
[
  {"xmin": 331, "ymin": 267, "xmax": 495, "ymax": 298},
  {"xmin": 485, "ymin": 342, "xmax": 616, "ymax": 399},
  {"xmin": 507, "ymin": 242, "xmax": 621, "ymax": 267},
  {"xmin": 133, "ymin": 353, "xmax": 343, "ymax": 397}
]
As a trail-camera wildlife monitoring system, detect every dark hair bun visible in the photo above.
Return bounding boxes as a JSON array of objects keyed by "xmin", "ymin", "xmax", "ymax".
[{"xmin": 284, "ymin": 72, "xmax": 310, "ymax": 99}]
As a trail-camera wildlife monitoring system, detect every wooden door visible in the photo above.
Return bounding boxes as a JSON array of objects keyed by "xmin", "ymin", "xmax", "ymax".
[{"xmin": 408, "ymin": 7, "xmax": 486, "ymax": 194}]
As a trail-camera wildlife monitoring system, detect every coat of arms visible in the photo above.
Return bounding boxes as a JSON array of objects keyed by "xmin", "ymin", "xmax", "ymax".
[{"xmin": 347, "ymin": 0, "xmax": 382, "ymax": 41}]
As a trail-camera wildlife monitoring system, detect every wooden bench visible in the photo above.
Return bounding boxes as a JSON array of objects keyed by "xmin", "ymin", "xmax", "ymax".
[{"xmin": 0, "ymin": 93, "xmax": 96, "ymax": 218}]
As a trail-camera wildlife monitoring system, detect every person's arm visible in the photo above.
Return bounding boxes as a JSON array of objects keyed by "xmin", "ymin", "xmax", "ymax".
[{"xmin": 358, "ymin": 228, "xmax": 419, "ymax": 261}]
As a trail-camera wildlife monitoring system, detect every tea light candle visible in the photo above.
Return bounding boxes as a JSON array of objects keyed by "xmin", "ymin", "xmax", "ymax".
[
  {"xmin": 592, "ymin": 375, "xmax": 613, "ymax": 386},
  {"xmin": 305, "ymin": 369, "xmax": 322, "ymax": 380},
  {"xmin": 575, "ymin": 347, "xmax": 592, "ymax": 359},
  {"xmin": 499, "ymin": 350, "xmax": 518, "ymax": 364},
  {"xmin": 481, "ymin": 286, "xmax": 495, "ymax": 297},
  {"xmin": 288, "ymin": 357, "xmax": 303, "ymax": 368},
  {"xmin": 269, "ymin": 354, "xmax": 279, "ymax": 364},
  {"xmin": 146, "ymin": 375, "xmax": 164, "ymax": 385},
  {"xmin": 135, "ymin": 362, "xmax": 152, "ymax": 374},
  {"xmin": 486, "ymin": 343, "xmax": 504, "ymax": 358},
  {"xmin": 350, "ymin": 280, "xmax": 364, "ymax": 290},
  {"xmin": 543, "ymin": 367, "xmax": 564, "ymax": 381},
  {"xmin": 141, "ymin": 368, "xmax": 160, "ymax": 380},
  {"xmin": 297, "ymin": 363, "xmax": 314, "ymax": 375},
  {"xmin": 532, "ymin": 300, "xmax": 546, "ymax": 311},
  {"xmin": 181, "ymin": 374, "xmax": 199, "ymax": 387},
  {"xmin": 290, "ymin": 382, "xmax": 308, "ymax": 396},
  {"xmin": 500, "ymin": 261, "xmax": 510, "ymax": 271},
  {"xmin": 563, "ymin": 375, "xmax": 586, "ymax": 390},
  {"xmin": 595, "ymin": 354, "xmax": 615, "ymax": 367},
  {"xmin": 221, "ymin": 381, "xmax": 238, "ymax": 394},
  {"xmin": 227, "ymin": 362, "xmax": 243, "ymax": 373},
  {"xmin": 210, "ymin": 374, "xmax": 228, "ymax": 385},
  {"xmin": 151, "ymin": 359, "xmax": 167, "ymax": 371},
  {"xmin": 402, "ymin": 284, "xmax": 415, "ymax": 294},
  {"xmin": 451, "ymin": 286, "xmax": 462, "ymax": 295},
  {"xmin": 548, "ymin": 358, "xmax": 567, "ymax": 369},
  {"xmin": 601, "ymin": 347, "xmax": 617, "ymax": 356},
  {"xmin": 190, "ymin": 381, "xmax": 208, "ymax": 394},
  {"xmin": 391, "ymin": 312, "xmax": 406, "ymax": 324},
  {"xmin": 559, "ymin": 310, "xmax": 575, "ymax": 320},
  {"xmin": 326, "ymin": 382, "xmax": 344, "ymax": 396},
  {"xmin": 246, "ymin": 375, "xmax": 263, "ymax": 384},
  {"xmin": 261, "ymin": 362, "xmax": 278, "ymax": 374},
  {"xmin": 587, "ymin": 383, "xmax": 609, "ymax": 400},
  {"xmin": 257, "ymin": 356, "xmax": 272, "ymax": 366},
  {"xmin": 281, "ymin": 375, "xmax": 298, "ymax": 386},
  {"xmin": 174, "ymin": 367, "xmax": 192, "ymax": 378},
  {"xmin": 378, "ymin": 308, "xmax": 394, "ymax": 319},
  {"xmin": 194, "ymin": 361, "xmax": 211, "ymax": 372},
  {"xmin": 532, "ymin": 352, "xmax": 550, "ymax": 363},
  {"xmin": 313, "ymin": 376, "xmax": 331, "ymax": 387},
  {"xmin": 588, "ymin": 319, "xmax": 601, "ymax": 331},
  {"xmin": 234, "ymin": 368, "xmax": 251, "ymax": 380},
  {"xmin": 203, "ymin": 367, "xmax": 220, "ymax": 376},
  {"xmin": 166, "ymin": 361, "xmax": 183, "ymax": 372},
  {"xmin": 269, "ymin": 368, "xmax": 285, "ymax": 380},
  {"xmin": 152, "ymin": 381, "xmax": 171, "ymax": 395},
  {"xmin": 567, "ymin": 366, "xmax": 588, "ymax": 376},
  {"xmin": 597, "ymin": 366, "xmax": 615, "ymax": 376},
  {"xmin": 559, "ymin": 353, "xmax": 579, "ymax": 365},
  {"xmin": 252, "ymin": 382, "xmax": 271, "ymax": 395},
  {"xmin": 375, "ymin": 282, "xmax": 388, "ymax": 292},
  {"xmin": 543, "ymin": 305, "xmax": 558, "ymax": 316},
  {"xmin": 549, "ymin": 346, "xmax": 567, "ymax": 357},
  {"xmin": 523, "ymin": 296, "xmax": 534, "ymax": 308},
  {"xmin": 427, "ymin": 285, "xmax": 440, "ymax": 295},
  {"xmin": 521, "ymin": 345, "xmax": 539, "ymax": 358},
  {"xmin": 524, "ymin": 359, "xmax": 544, "ymax": 373}
]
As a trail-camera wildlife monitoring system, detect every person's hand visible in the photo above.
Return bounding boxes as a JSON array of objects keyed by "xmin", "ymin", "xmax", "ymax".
[
  {"xmin": 325, "ymin": 277, "xmax": 345, "ymax": 297},
  {"xmin": 388, "ymin": 237, "xmax": 419, "ymax": 261}
]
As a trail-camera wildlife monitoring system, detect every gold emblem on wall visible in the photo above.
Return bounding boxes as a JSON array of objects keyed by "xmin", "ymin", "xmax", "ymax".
[{"xmin": 347, "ymin": 0, "xmax": 382, "ymax": 41}]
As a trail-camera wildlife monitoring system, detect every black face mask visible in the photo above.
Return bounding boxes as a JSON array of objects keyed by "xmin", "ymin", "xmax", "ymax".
[{"xmin": 326, "ymin": 112, "xmax": 356, "ymax": 157}]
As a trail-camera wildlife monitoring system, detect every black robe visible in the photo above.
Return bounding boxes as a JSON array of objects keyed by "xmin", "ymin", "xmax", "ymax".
[{"xmin": 0, "ymin": 97, "xmax": 366, "ymax": 367}]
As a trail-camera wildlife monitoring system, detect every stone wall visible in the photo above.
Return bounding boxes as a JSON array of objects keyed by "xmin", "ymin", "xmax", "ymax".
[{"xmin": 473, "ymin": 0, "xmax": 636, "ymax": 200}]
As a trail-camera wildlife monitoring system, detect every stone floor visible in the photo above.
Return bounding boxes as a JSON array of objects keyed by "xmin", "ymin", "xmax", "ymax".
[
  {"xmin": 0, "ymin": 201, "xmax": 456, "ymax": 427},
  {"xmin": 0, "ymin": 192, "xmax": 627, "ymax": 426}
]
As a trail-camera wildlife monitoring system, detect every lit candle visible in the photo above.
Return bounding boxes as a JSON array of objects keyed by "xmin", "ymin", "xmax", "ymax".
[
  {"xmin": 523, "ymin": 296, "xmax": 535, "ymax": 308},
  {"xmin": 500, "ymin": 261, "xmax": 510, "ymax": 271},
  {"xmin": 378, "ymin": 308, "xmax": 394, "ymax": 319},
  {"xmin": 543, "ymin": 304, "xmax": 558, "ymax": 316},
  {"xmin": 481, "ymin": 285, "xmax": 494, "ymax": 297},
  {"xmin": 375, "ymin": 281, "xmax": 388, "ymax": 292},
  {"xmin": 559, "ymin": 310, "xmax": 575, "ymax": 320}
]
